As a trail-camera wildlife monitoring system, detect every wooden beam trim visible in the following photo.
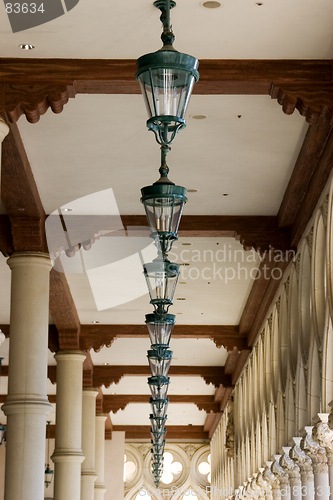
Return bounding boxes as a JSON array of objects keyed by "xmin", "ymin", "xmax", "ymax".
[
  {"xmin": 112, "ymin": 425, "xmax": 209, "ymax": 440},
  {"xmin": 0, "ymin": 59, "xmax": 332, "ymax": 86}
]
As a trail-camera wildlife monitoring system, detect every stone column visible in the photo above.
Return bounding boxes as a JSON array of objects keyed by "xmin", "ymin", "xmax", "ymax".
[
  {"xmin": 95, "ymin": 415, "xmax": 107, "ymax": 500},
  {"xmin": 272, "ymin": 455, "xmax": 290, "ymax": 500},
  {"xmin": 52, "ymin": 351, "xmax": 86, "ymax": 500},
  {"xmin": 314, "ymin": 413, "xmax": 333, "ymax": 498},
  {"xmin": 302, "ymin": 426, "xmax": 330, "ymax": 500},
  {"xmin": 81, "ymin": 388, "xmax": 98, "ymax": 500},
  {"xmin": 280, "ymin": 447, "xmax": 301, "ymax": 500},
  {"xmin": 256, "ymin": 467, "xmax": 270, "ymax": 500},
  {"xmin": 291, "ymin": 437, "xmax": 314, "ymax": 500},
  {"xmin": 2, "ymin": 252, "xmax": 52, "ymax": 500},
  {"xmin": 263, "ymin": 462, "xmax": 277, "ymax": 500}
]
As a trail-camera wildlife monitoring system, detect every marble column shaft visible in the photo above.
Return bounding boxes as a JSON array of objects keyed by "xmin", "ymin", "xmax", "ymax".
[
  {"xmin": 94, "ymin": 415, "xmax": 107, "ymax": 500},
  {"xmin": 2, "ymin": 253, "xmax": 52, "ymax": 500},
  {"xmin": 52, "ymin": 350, "xmax": 86, "ymax": 500},
  {"xmin": 81, "ymin": 388, "xmax": 98, "ymax": 500}
]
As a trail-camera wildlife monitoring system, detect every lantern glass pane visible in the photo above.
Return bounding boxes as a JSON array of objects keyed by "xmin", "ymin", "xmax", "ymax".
[
  {"xmin": 171, "ymin": 202, "xmax": 185, "ymax": 234},
  {"xmin": 146, "ymin": 321, "xmax": 174, "ymax": 346},
  {"xmin": 152, "ymin": 442, "xmax": 165, "ymax": 455},
  {"xmin": 138, "ymin": 68, "xmax": 194, "ymax": 120},
  {"xmin": 149, "ymin": 383, "xmax": 169, "ymax": 400},
  {"xmin": 150, "ymin": 416, "xmax": 167, "ymax": 433},
  {"xmin": 144, "ymin": 262, "xmax": 179, "ymax": 303},
  {"xmin": 145, "ymin": 197, "xmax": 174, "ymax": 234},
  {"xmin": 150, "ymin": 398, "xmax": 169, "ymax": 419},
  {"xmin": 151, "ymin": 430, "xmax": 167, "ymax": 446},
  {"xmin": 148, "ymin": 355, "xmax": 172, "ymax": 377}
]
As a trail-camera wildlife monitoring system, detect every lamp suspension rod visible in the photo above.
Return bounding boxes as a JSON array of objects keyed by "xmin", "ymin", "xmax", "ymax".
[{"xmin": 165, "ymin": 0, "xmax": 171, "ymax": 33}]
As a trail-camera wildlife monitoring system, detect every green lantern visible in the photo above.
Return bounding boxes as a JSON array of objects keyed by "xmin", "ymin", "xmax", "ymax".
[
  {"xmin": 150, "ymin": 415, "xmax": 167, "ymax": 433},
  {"xmin": 143, "ymin": 259, "xmax": 179, "ymax": 311},
  {"xmin": 136, "ymin": 0, "xmax": 199, "ymax": 147},
  {"xmin": 147, "ymin": 347, "xmax": 173, "ymax": 377},
  {"xmin": 145, "ymin": 312, "xmax": 175, "ymax": 347},
  {"xmin": 141, "ymin": 165, "xmax": 187, "ymax": 256},
  {"xmin": 150, "ymin": 397, "xmax": 169, "ymax": 419},
  {"xmin": 148, "ymin": 375, "xmax": 170, "ymax": 400}
]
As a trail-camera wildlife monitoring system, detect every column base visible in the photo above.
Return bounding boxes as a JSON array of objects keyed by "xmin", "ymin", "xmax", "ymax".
[{"xmin": 94, "ymin": 484, "xmax": 107, "ymax": 500}]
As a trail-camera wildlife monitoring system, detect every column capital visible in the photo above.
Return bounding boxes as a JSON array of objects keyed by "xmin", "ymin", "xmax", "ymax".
[
  {"xmin": 83, "ymin": 387, "xmax": 99, "ymax": 397},
  {"xmin": 280, "ymin": 446, "xmax": 300, "ymax": 480},
  {"xmin": 272, "ymin": 455, "xmax": 288, "ymax": 481},
  {"xmin": 291, "ymin": 437, "xmax": 313, "ymax": 478},
  {"xmin": 96, "ymin": 414, "xmax": 108, "ymax": 421},
  {"xmin": 301, "ymin": 426, "xmax": 328, "ymax": 473},
  {"xmin": 54, "ymin": 350, "xmax": 86, "ymax": 362},
  {"xmin": 263, "ymin": 461, "xmax": 277, "ymax": 486},
  {"xmin": 7, "ymin": 252, "xmax": 51, "ymax": 270}
]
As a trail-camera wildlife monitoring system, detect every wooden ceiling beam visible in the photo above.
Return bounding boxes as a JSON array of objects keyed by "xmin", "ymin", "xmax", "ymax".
[
  {"xmin": 92, "ymin": 365, "xmax": 232, "ymax": 389},
  {"xmin": 112, "ymin": 425, "xmax": 208, "ymax": 440},
  {"xmin": 80, "ymin": 323, "xmax": 246, "ymax": 352},
  {"xmin": 278, "ymin": 112, "xmax": 333, "ymax": 228},
  {"xmin": 0, "ymin": 58, "xmax": 331, "ymax": 87},
  {"xmin": 40, "ymin": 423, "xmax": 208, "ymax": 441},
  {"xmin": 102, "ymin": 394, "xmax": 221, "ymax": 414}
]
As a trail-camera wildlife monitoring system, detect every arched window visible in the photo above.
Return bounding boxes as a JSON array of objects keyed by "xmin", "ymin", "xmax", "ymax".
[
  {"xmin": 198, "ymin": 453, "xmax": 211, "ymax": 483},
  {"xmin": 160, "ymin": 451, "xmax": 183, "ymax": 485},
  {"xmin": 124, "ymin": 454, "xmax": 137, "ymax": 483}
]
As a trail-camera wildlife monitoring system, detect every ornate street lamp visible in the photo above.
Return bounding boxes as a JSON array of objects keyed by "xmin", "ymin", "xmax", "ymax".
[
  {"xmin": 136, "ymin": 0, "xmax": 199, "ymax": 147},
  {"xmin": 147, "ymin": 347, "xmax": 173, "ymax": 377},
  {"xmin": 150, "ymin": 397, "xmax": 169, "ymax": 419},
  {"xmin": 148, "ymin": 375, "xmax": 170, "ymax": 400},
  {"xmin": 143, "ymin": 259, "xmax": 179, "ymax": 311},
  {"xmin": 150, "ymin": 415, "xmax": 167, "ymax": 433},
  {"xmin": 141, "ymin": 162, "xmax": 187, "ymax": 257},
  {"xmin": 146, "ymin": 312, "xmax": 175, "ymax": 347}
]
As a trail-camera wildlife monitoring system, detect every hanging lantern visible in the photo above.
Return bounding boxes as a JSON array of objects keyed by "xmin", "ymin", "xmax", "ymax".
[
  {"xmin": 150, "ymin": 415, "xmax": 167, "ymax": 433},
  {"xmin": 136, "ymin": 0, "xmax": 199, "ymax": 147},
  {"xmin": 146, "ymin": 312, "xmax": 175, "ymax": 347},
  {"xmin": 150, "ymin": 397, "xmax": 169, "ymax": 419},
  {"xmin": 141, "ymin": 165, "xmax": 187, "ymax": 256},
  {"xmin": 148, "ymin": 347, "xmax": 173, "ymax": 377},
  {"xmin": 148, "ymin": 375, "xmax": 170, "ymax": 400},
  {"xmin": 151, "ymin": 428, "xmax": 167, "ymax": 446},
  {"xmin": 151, "ymin": 441, "xmax": 165, "ymax": 455},
  {"xmin": 144, "ymin": 259, "xmax": 179, "ymax": 310}
]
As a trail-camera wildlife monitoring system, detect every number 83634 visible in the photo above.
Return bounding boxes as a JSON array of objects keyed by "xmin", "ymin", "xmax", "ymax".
[{"xmin": 5, "ymin": 3, "xmax": 45, "ymax": 13}]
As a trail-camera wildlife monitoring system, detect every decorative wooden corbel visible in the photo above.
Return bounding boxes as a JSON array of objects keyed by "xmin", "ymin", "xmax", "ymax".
[
  {"xmin": 0, "ymin": 83, "xmax": 76, "ymax": 123},
  {"xmin": 270, "ymin": 84, "xmax": 333, "ymax": 125}
]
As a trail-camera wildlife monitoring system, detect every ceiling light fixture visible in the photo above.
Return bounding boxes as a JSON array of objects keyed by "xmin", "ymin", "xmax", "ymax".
[
  {"xmin": 190, "ymin": 114, "xmax": 207, "ymax": 120},
  {"xmin": 19, "ymin": 44, "xmax": 34, "ymax": 50},
  {"xmin": 137, "ymin": 0, "xmax": 199, "ymax": 487},
  {"xmin": 202, "ymin": 1, "xmax": 221, "ymax": 8}
]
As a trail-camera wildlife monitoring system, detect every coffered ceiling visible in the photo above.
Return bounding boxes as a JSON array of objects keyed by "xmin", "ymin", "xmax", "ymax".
[{"xmin": 0, "ymin": 0, "xmax": 332, "ymax": 442}]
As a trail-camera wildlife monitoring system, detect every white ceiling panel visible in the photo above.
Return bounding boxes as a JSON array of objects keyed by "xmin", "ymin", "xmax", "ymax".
[{"xmin": 0, "ymin": 0, "xmax": 332, "ymax": 59}]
